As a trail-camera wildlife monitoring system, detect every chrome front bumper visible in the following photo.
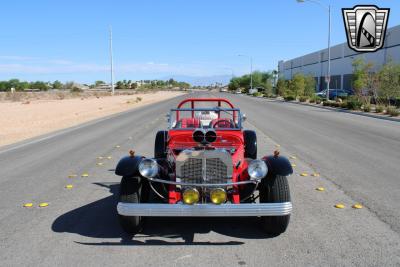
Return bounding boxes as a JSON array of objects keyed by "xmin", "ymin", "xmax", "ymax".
[{"xmin": 117, "ymin": 202, "xmax": 292, "ymax": 217}]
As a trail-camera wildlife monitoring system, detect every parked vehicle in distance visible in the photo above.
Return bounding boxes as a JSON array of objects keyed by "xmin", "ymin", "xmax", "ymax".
[
  {"xmin": 316, "ymin": 89, "xmax": 350, "ymax": 100},
  {"xmin": 115, "ymin": 98, "xmax": 293, "ymax": 235}
]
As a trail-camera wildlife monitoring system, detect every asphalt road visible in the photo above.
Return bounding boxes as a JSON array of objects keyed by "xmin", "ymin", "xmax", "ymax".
[{"xmin": 0, "ymin": 92, "xmax": 399, "ymax": 266}]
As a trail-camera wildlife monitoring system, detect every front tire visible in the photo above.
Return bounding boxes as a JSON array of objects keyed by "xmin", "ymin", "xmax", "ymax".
[
  {"xmin": 259, "ymin": 174, "xmax": 291, "ymax": 235},
  {"xmin": 118, "ymin": 176, "xmax": 142, "ymax": 234}
]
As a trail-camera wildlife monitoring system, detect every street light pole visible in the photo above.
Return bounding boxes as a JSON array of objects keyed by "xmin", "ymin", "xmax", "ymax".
[
  {"xmin": 297, "ymin": 0, "xmax": 331, "ymax": 101},
  {"xmin": 109, "ymin": 26, "xmax": 115, "ymax": 95}
]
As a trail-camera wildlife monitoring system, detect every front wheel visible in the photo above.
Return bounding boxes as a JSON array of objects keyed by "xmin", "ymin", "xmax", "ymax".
[
  {"xmin": 259, "ymin": 174, "xmax": 291, "ymax": 235},
  {"xmin": 118, "ymin": 176, "xmax": 142, "ymax": 234}
]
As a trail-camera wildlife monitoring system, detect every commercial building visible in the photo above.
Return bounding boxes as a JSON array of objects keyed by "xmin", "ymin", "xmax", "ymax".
[{"xmin": 278, "ymin": 25, "xmax": 400, "ymax": 92}]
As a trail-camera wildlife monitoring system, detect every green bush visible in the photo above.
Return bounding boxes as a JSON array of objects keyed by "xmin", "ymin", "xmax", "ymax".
[
  {"xmin": 284, "ymin": 95, "xmax": 296, "ymax": 101},
  {"xmin": 387, "ymin": 107, "xmax": 399, "ymax": 117},
  {"xmin": 363, "ymin": 105, "xmax": 371, "ymax": 112},
  {"xmin": 316, "ymin": 99, "xmax": 322, "ymax": 104},
  {"xmin": 346, "ymin": 97, "xmax": 362, "ymax": 110},
  {"xmin": 340, "ymin": 102, "xmax": 348, "ymax": 108},
  {"xmin": 375, "ymin": 105, "xmax": 384, "ymax": 113},
  {"xmin": 253, "ymin": 92, "xmax": 263, "ymax": 97},
  {"xmin": 299, "ymin": 96, "xmax": 308, "ymax": 102}
]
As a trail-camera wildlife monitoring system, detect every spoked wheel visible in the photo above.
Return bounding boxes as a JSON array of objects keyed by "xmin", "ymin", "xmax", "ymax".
[{"xmin": 259, "ymin": 174, "xmax": 291, "ymax": 235}]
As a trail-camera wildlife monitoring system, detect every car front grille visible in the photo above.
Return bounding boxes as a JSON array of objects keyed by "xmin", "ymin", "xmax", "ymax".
[{"xmin": 176, "ymin": 149, "xmax": 232, "ymax": 185}]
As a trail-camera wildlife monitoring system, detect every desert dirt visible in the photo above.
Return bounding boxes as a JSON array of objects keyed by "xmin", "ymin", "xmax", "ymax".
[{"xmin": 0, "ymin": 91, "xmax": 185, "ymax": 147}]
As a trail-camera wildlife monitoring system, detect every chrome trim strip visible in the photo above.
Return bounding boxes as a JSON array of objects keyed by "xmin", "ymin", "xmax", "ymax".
[
  {"xmin": 145, "ymin": 176, "xmax": 259, "ymax": 187},
  {"xmin": 117, "ymin": 202, "xmax": 292, "ymax": 217}
]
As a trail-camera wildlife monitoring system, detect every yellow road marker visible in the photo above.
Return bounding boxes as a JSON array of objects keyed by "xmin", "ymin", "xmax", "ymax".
[
  {"xmin": 115, "ymin": 145, "xmax": 121, "ymax": 148},
  {"xmin": 107, "ymin": 156, "xmax": 112, "ymax": 160},
  {"xmin": 300, "ymin": 172, "xmax": 308, "ymax": 177},
  {"xmin": 334, "ymin": 203, "xmax": 345, "ymax": 209},
  {"xmin": 81, "ymin": 173, "xmax": 89, "ymax": 177},
  {"xmin": 39, "ymin": 203, "xmax": 49, "ymax": 207},
  {"xmin": 68, "ymin": 174, "xmax": 77, "ymax": 178},
  {"xmin": 291, "ymin": 164, "xmax": 297, "ymax": 167},
  {"xmin": 311, "ymin": 173, "xmax": 320, "ymax": 177},
  {"xmin": 65, "ymin": 184, "xmax": 73, "ymax": 189},
  {"xmin": 275, "ymin": 144, "xmax": 281, "ymax": 147},
  {"xmin": 97, "ymin": 156, "xmax": 104, "ymax": 160},
  {"xmin": 316, "ymin": 187, "xmax": 325, "ymax": 191},
  {"xmin": 97, "ymin": 162, "xmax": 104, "ymax": 166},
  {"xmin": 23, "ymin": 203, "xmax": 33, "ymax": 207},
  {"xmin": 290, "ymin": 156, "xmax": 297, "ymax": 159},
  {"xmin": 352, "ymin": 204, "xmax": 363, "ymax": 209}
]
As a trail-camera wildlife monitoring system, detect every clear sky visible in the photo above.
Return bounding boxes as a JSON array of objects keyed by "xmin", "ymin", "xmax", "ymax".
[{"xmin": 1, "ymin": 0, "xmax": 399, "ymax": 83}]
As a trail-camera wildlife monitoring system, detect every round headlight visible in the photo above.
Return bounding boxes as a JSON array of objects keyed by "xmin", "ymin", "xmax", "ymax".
[
  {"xmin": 138, "ymin": 158, "xmax": 159, "ymax": 178},
  {"xmin": 247, "ymin": 159, "xmax": 268, "ymax": 180}
]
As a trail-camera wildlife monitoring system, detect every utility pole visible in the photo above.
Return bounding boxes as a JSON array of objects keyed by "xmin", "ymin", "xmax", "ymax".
[{"xmin": 109, "ymin": 26, "xmax": 115, "ymax": 95}]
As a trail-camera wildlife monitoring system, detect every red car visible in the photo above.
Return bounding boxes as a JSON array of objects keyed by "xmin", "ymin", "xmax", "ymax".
[{"xmin": 115, "ymin": 98, "xmax": 293, "ymax": 235}]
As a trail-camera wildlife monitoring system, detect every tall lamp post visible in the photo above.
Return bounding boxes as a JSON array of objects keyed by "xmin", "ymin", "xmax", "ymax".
[
  {"xmin": 297, "ymin": 0, "xmax": 331, "ymax": 101},
  {"xmin": 238, "ymin": 54, "xmax": 253, "ymax": 91}
]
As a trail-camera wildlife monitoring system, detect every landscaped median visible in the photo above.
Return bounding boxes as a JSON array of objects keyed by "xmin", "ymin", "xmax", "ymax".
[{"xmin": 266, "ymin": 95, "xmax": 400, "ymax": 121}]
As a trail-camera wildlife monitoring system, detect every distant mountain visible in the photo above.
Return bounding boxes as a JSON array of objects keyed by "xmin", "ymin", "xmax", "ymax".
[{"xmin": 162, "ymin": 75, "xmax": 232, "ymax": 86}]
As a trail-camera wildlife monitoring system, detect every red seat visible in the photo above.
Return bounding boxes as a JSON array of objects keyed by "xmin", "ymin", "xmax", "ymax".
[
  {"xmin": 210, "ymin": 118, "xmax": 234, "ymax": 129},
  {"xmin": 179, "ymin": 118, "xmax": 200, "ymax": 128}
]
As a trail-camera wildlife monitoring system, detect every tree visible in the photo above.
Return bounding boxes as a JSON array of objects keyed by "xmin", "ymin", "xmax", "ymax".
[
  {"xmin": 378, "ymin": 61, "xmax": 400, "ymax": 106},
  {"xmin": 95, "ymin": 80, "xmax": 105, "ymax": 86},
  {"xmin": 289, "ymin": 74, "xmax": 305, "ymax": 98},
  {"xmin": 52, "ymin": 80, "xmax": 63, "ymax": 89},
  {"xmin": 304, "ymin": 75, "xmax": 316, "ymax": 97},
  {"xmin": 352, "ymin": 58, "xmax": 369, "ymax": 97},
  {"xmin": 30, "ymin": 81, "xmax": 48, "ymax": 90},
  {"xmin": 275, "ymin": 79, "xmax": 287, "ymax": 96}
]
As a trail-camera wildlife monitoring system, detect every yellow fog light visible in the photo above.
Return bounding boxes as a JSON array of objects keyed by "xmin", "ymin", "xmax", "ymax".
[
  {"xmin": 210, "ymin": 188, "xmax": 227, "ymax": 205},
  {"xmin": 182, "ymin": 188, "xmax": 199, "ymax": 205}
]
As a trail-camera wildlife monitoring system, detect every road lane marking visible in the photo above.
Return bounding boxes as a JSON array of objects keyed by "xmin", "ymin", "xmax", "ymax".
[
  {"xmin": 39, "ymin": 203, "xmax": 49, "ymax": 207},
  {"xmin": 81, "ymin": 173, "xmax": 89, "ymax": 177},
  {"xmin": 316, "ymin": 187, "xmax": 325, "ymax": 191},
  {"xmin": 335, "ymin": 203, "xmax": 345, "ymax": 209},
  {"xmin": 65, "ymin": 184, "xmax": 73, "ymax": 189},
  {"xmin": 352, "ymin": 204, "xmax": 363, "ymax": 209},
  {"xmin": 23, "ymin": 203, "xmax": 33, "ymax": 207}
]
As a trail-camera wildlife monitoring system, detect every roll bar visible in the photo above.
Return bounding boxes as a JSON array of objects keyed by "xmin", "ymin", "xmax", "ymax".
[{"xmin": 176, "ymin": 98, "xmax": 236, "ymax": 121}]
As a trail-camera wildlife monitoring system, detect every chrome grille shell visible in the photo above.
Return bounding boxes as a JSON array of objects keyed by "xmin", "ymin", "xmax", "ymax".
[{"xmin": 176, "ymin": 149, "xmax": 233, "ymax": 185}]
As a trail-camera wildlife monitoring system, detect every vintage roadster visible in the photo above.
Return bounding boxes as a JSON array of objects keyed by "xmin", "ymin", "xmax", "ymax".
[{"xmin": 115, "ymin": 98, "xmax": 293, "ymax": 235}]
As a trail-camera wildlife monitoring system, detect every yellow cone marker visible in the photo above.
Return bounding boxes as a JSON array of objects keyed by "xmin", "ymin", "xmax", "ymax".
[
  {"xmin": 300, "ymin": 172, "xmax": 308, "ymax": 177},
  {"xmin": 335, "ymin": 203, "xmax": 345, "ymax": 209},
  {"xmin": 23, "ymin": 203, "xmax": 33, "ymax": 207},
  {"xmin": 68, "ymin": 174, "xmax": 77, "ymax": 178},
  {"xmin": 290, "ymin": 156, "xmax": 297, "ymax": 159},
  {"xmin": 291, "ymin": 164, "xmax": 297, "ymax": 167},
  {"xmin": 81, "ymin": 173, "xmax": 89, "ymax": 177},
  {"xmin": 97, "ymin": 162, "xmax": 104, "ymax": 166},
  {"xmin": 39, "ymin": 203, "xmax": 49, "ymax": 207},
  {"xmin": 316, "ymin": 187, "xmax": 325, "ymax": 191},
  {"xmin": 311, "ymin": 173, "xmax": 320, "ymax": 177},
  {"xmin": 352, "ymin": 204, "xmax": 363, "ymax": 209},
  {"xmin": 65, "ymin": 184, "xmax": 73, "ymax": 189}
]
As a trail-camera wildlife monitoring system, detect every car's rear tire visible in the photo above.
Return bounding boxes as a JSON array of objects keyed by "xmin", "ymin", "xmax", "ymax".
[
  {"xmin": 259, "ymin": 174, "xmax": 290, "ymax": 235},
  {"xmin": 244, "ymin": 130, "xmax": 257, "ymax": 159},
  {"xmin": 118, "ymin": 176, "xmax": 142, "ymax": 234},
  {"xmin": 154, "ymin": 130, "xmax": 168, "ymax": 158}
]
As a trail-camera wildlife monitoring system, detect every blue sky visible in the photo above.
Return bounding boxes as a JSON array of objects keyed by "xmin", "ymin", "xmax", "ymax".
[{"xmin": 1, "ymin": 0, "xmax": 399, "ymax": 83}]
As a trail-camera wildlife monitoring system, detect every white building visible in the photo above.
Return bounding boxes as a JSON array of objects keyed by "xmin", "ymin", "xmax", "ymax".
[{"xmin": 278, "ymin": 25, "xmax": 400, "ymax": 92}]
